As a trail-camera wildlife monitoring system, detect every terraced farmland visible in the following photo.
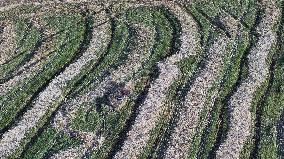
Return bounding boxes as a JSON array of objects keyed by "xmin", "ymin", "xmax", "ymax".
[{"xmin": 0, "ymin": 0, "xmax": 283, "ymax": 158}]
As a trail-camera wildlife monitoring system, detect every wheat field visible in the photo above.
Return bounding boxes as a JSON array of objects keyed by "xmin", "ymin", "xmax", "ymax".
[{"xmin": 0, "ymin": 0, "xmax": 283, "ymax": 158}]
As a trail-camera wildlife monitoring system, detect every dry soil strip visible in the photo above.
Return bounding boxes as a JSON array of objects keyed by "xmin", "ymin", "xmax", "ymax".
[{"xmin": 216, "ymin": 1, "xmax": 280, "ymax": 158}]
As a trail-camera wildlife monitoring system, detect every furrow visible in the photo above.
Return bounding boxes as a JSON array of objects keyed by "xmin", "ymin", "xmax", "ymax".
[
  {"xmin": 114, "ymin": 1, "xmax": 200, "ymax": 158},
  {"xmin": 216, "ymin": 1, "xmax": 280, "ymax": 158},
  {"xmin": 0, "ymin": 11, "xmax": 110, "ymax": 158},
  {"xmin": 164, "ymin": 34, "xmax": 229, "ymax": 159}
]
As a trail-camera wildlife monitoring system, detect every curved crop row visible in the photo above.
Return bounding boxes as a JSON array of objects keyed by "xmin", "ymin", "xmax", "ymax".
[{"xmin": 0, "ymin": 1, "xmax": 283, "ymax": 159}]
